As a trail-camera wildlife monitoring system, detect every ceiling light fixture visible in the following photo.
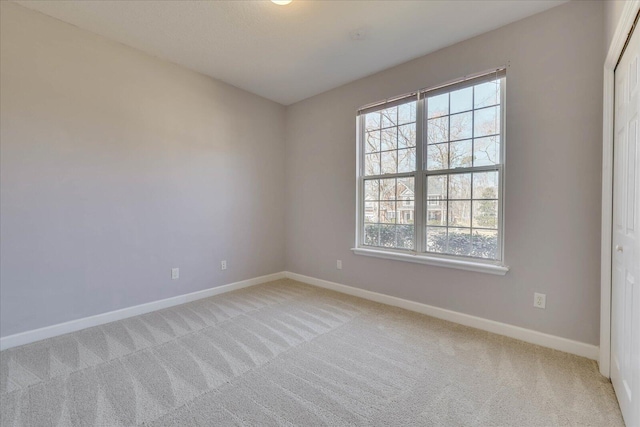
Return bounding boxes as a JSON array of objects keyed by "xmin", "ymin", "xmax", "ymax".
[{"xmin": 271, "ymin": 0, "xmax": 292, "ymax": 5}]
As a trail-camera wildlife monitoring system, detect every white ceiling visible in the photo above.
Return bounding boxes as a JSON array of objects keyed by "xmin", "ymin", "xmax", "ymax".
[{"xmin": 15, "ymin": 0, "xmax": 566, "ymax": 105}]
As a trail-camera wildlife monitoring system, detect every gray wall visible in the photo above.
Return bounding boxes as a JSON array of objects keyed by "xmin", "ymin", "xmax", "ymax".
[
  {"xmin": 284, "ymin": 0, "xmax": 604, "ymax": 345},
  {"xmin": 1, "ymin": 0, "xmax": 607, "ymax": 346},
  {"xmin": 0, "ymin": 2, "xmax": 286, "ymax": 337},
  {"xmin": 605, "ymin": 0, "xmax": 628, "ymax": 53}
]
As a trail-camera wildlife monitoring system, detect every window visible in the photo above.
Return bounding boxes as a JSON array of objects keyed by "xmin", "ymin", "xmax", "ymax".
[
  {"xmin": 356, "ymin": 69, "xmax": 506, "ymax": 268},
  {"xmin": 427, "ymin": 195, "xmax": 442, "ymax": 206}
]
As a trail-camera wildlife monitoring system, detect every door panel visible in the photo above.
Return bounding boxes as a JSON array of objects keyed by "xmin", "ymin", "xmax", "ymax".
[{"xmin": 612, "ymin": 18, "xmax": 640, "ymax": 427}]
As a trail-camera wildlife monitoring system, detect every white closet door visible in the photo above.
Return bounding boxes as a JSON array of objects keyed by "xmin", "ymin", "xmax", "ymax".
[{"xmin": 612, "ymin": 15, "xmax": 640, "ymax": 427}]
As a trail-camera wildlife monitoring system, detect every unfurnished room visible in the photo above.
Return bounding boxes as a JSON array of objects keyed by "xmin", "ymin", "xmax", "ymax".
[{"xmin": 0, "ymin": 0, "xmax": 639, "ymax": 426}]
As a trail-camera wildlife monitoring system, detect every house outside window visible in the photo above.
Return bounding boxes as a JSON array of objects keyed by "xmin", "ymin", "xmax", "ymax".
[
  {"xmin": 356, "ymin": 69, "xmax": 505, "ymax": 263},
  {"xmin": 427, "ymin": 195, "xmax": 442, "ymax": 205}
]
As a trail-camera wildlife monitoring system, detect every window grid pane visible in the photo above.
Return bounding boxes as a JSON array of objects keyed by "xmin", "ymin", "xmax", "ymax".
[
  {"xmin": 364, "ymin": 101, "xmax": 416, "ymax": 177},
  {"xmin": 422, "ymin": 77, "xmax": 502, "ymax": 260},
  {"xmin": 425, "ymin": 169, "xmax": 500, "ymax": 259},
  {"xmin": 362, "ymin": 176, "xmax": 415, "ymax": 250}
]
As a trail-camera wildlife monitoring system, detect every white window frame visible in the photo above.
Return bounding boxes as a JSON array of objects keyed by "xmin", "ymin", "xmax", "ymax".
[{"xmin": 353, "ymin": 69, "xmax": 509, "ymax": 275}]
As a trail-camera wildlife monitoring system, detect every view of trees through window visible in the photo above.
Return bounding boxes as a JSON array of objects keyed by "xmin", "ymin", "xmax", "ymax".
[{"xmin": 360, "ymin": 71, "xmax": 504, "ymax": 261}]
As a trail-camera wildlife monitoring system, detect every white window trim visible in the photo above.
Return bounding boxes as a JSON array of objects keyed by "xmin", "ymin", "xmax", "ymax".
[
  {"xmin": 354, "ymin": 69, "xmax": 509, "ymax": 274},
  {"xmin": 351, "ymin": 247, "xmax": 509, "ymax": 275}
]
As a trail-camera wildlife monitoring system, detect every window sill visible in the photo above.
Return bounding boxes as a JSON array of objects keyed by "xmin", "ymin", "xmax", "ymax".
[{"xmin": 351, "ymin": 247, "xmax": 509, "ymax": 276}]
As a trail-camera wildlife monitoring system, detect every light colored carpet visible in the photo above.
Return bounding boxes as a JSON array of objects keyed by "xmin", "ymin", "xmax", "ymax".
[{"xmin": 0, "ymin": 279, "xmax": 623, "ymax": 426}]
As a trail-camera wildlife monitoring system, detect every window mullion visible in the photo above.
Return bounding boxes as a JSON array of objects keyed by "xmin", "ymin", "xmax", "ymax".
[
  {"xmin": 362, "ymin": 171, "xmax": 415, "ymax": 180},
  {"xmin": 414, "ymin": 95, "xmax": 425, "ymax": 253},
  {"xmin": 424, "ymin": 165, "xmax": 499, "ymax": 175}
]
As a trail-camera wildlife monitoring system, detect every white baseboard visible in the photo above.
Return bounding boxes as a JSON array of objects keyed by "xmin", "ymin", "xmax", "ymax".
[
  {"xmin": 284, "ymin": 271, "xmax": 599, "ymax": 361},
  {"xmin": 1, "ymin": 270, "xmax": 599, "ymax": 361},
  {"xmin": 0, "ymin": 272, "xmax": 286, "ymax": 351}
]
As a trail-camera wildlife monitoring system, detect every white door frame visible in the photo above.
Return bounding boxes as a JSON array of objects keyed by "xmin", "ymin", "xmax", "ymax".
[{"xmin": 601, "ymin": 0, "xmax": 640, "ymax": 378}]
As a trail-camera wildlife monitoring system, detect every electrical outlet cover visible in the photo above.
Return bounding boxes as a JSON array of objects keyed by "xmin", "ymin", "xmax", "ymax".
[{"xmin": 534, "ymin": 292, "xmax": 546, "ymax": 309}]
